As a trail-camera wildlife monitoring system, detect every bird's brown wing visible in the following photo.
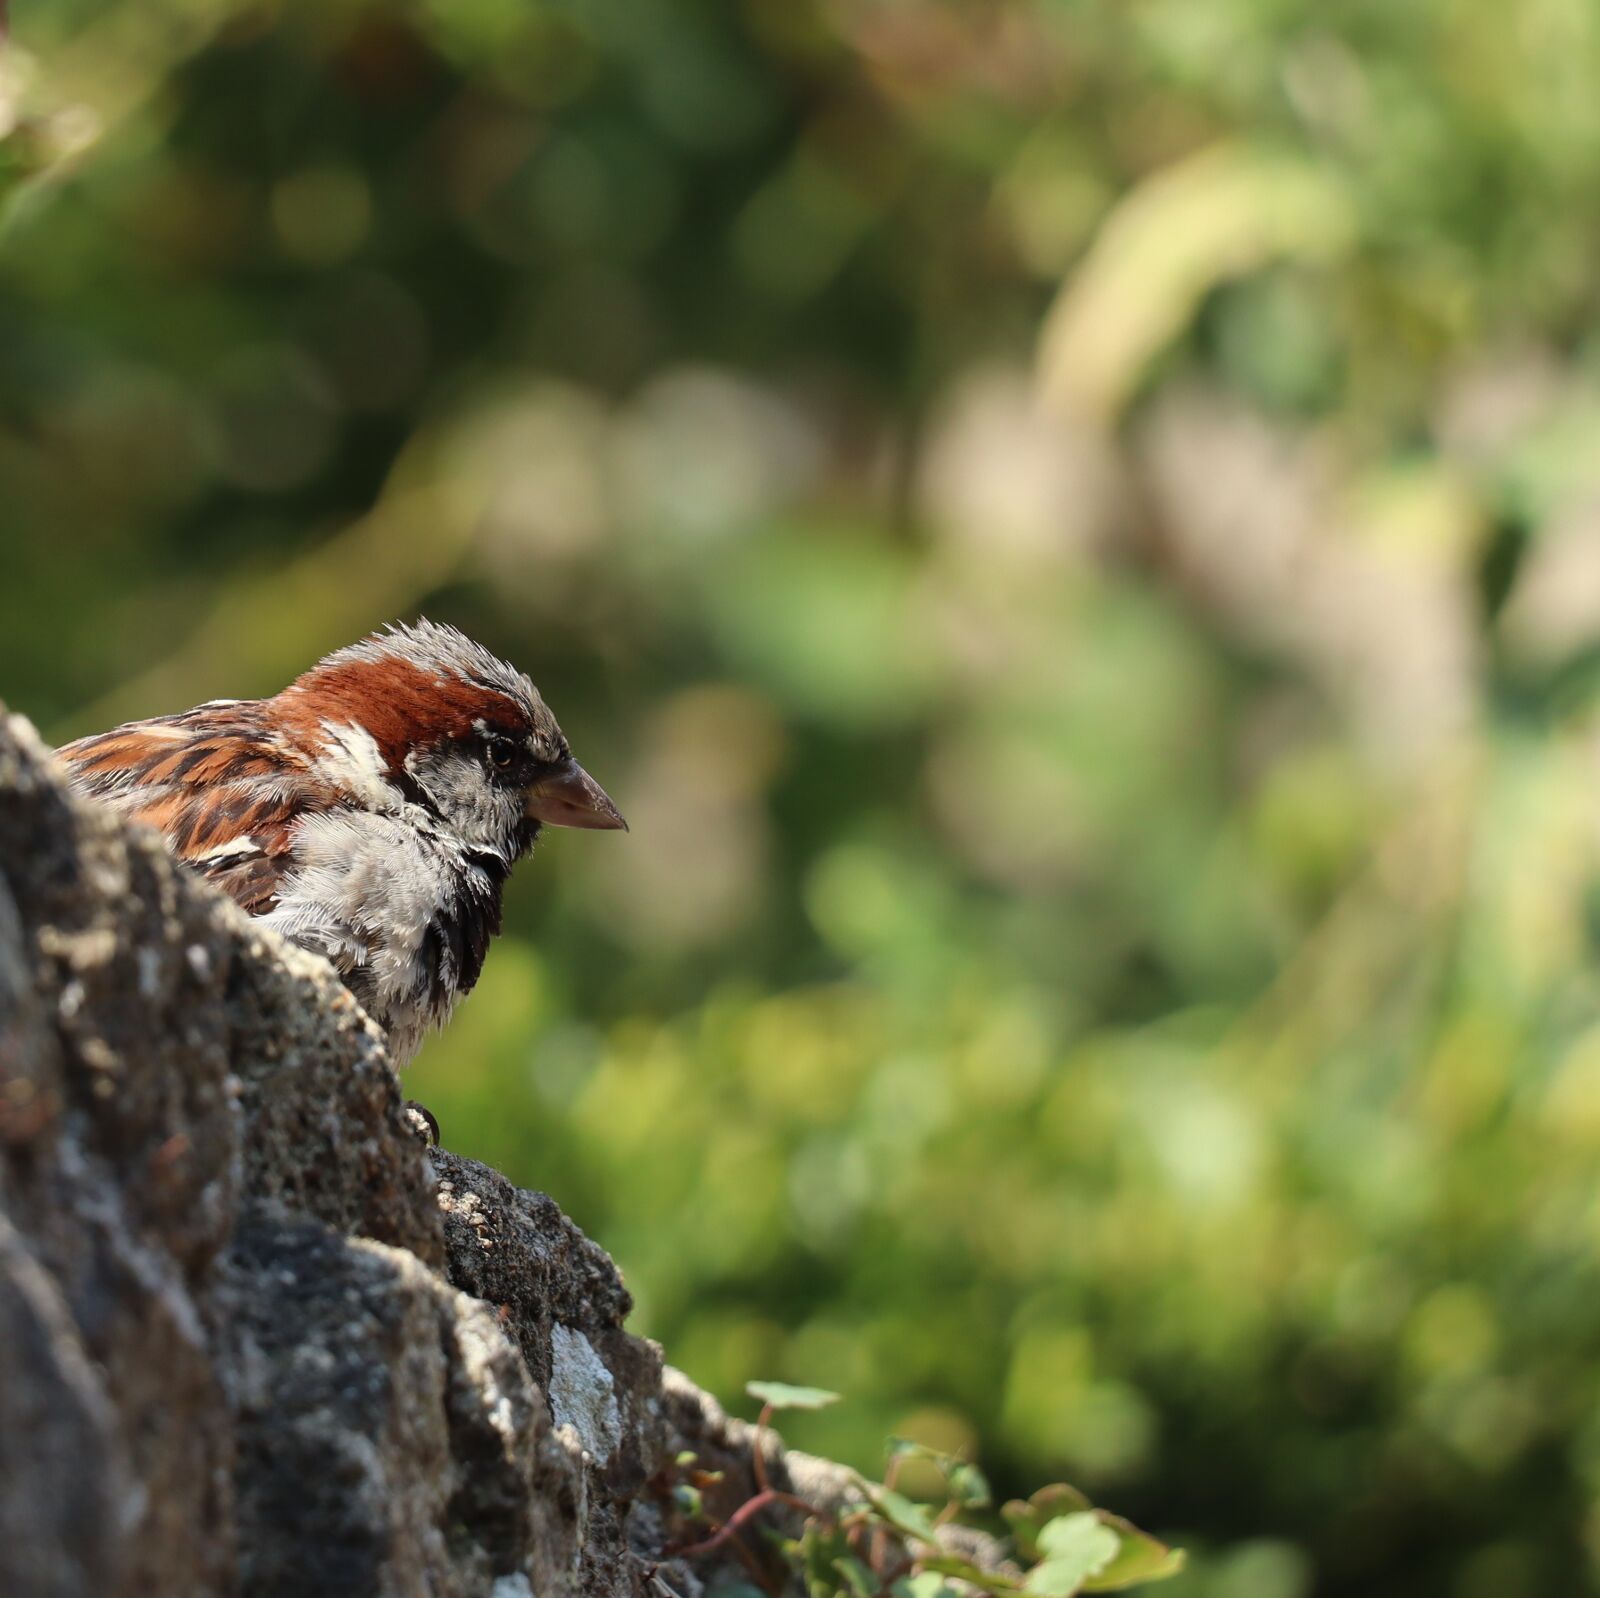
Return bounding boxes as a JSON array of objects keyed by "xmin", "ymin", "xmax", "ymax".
[
  {"xmin": 184, "ymin": 837, "xmax": 299, "ymax": 917},
  {"xmin": 57, "ymin": 702, "xmax": 334, "ymax": 917}
]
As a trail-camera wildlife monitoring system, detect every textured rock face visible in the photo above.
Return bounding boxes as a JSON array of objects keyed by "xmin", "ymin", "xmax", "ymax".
[{"xmin": 0, "ymin": 709, "xmax": 818, "ymax": 1598}]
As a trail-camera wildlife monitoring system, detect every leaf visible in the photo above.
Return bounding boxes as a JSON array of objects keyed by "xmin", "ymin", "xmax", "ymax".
[
  {"xmin": 916, "ymin": 1554, "xmax": 1025, "ymax": 1594},
  {"xmin": 896, "ymin": 1573, "xmax": 963, "ymax": 1598},
  {"xmin": 860, "ymin": 1482, "xmax": 941, "ymax": 1545},
  {"xmin": 1003, "ymin": 1487, "xmax": 1094, "ymax": 1561},
  {"xmin": 1024, "ymin": 1515, "xmax": 1120, "ymax": 1597},
  {"xmin": 884, "ymin": 1439, "xmax": 991, "ymax": 1510},
  {"xmin": 1038, "ymin": 1517, "xmax": 1115, "ymax": 1561},
  {"xmin": 747, "ymin": 1381, "xmax": 843, "ymax": 1412},
  {"xmin": 1079, "ymin": 1518, "xmax": 1186, "ymax": 1591},
  {"xmin": 947, "ymin": 1461, "xmax": 993, "ymax": 1510},
  {"xmin": 834, "ymin": 1555, "xmax": 879, "ymax": 1598},
  {"xmin": 672, "ymin": 1483, "xmax": 704, "ymax": 1519},
  {"xmin": 799, "ymin": 1519, "xmax": 855, "ymax": 1598}
]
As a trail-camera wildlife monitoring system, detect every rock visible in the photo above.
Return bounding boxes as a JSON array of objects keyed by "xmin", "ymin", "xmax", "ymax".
[{"xmin": 0, "ymin": 707, "xmax": 953, "ymax": 1598}]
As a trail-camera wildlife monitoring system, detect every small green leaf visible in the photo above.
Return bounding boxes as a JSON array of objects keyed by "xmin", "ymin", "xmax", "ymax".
[
  {"xmin": 673, "ymin": 1483, "xmax": 704, "ymax": 1519},
  {"xmin": 896, "ymin": 1574, "xmax": 962, "ymax": 1598},
  {"xmin": 834, "ymin": 1555, "xmax": 879, "ymax": 1598},
  {"xmin": 1024, "ymin": 1515, "xmax": 1120, "ymax": 1597},
  {"xmin": 747, "ymin": 1381, "xmax": 844, "ymax": 1412},
  {"xmin": 799, "ymin": 1519, "xmax": 855, "ymax": 1598},
  {"xmin": 916, "ymin": 1554, "xmax": 1024, "ymax": 1593},
  {"xmin": 861, "ymin": 1482, "xmax": 941, "ymax": 1544},
  {"xmin": 947, "ymin": 1461, "xmax": 993, "ymax": 1510},
  {"xmin": 675, "ymin": 1450, "xmax": 699, "ymax": 1467},
  {"xmin": 1003, "ymin": 1487, "xmax": 1093, "ymax": 1561},
  {"xmin": 1079, "ymin": 1519, "xmax": 1186, "ymax": 1591},
  {"xmin": 1038, "ymin": 1517, "xmax": 1112, "ymax": 1560},
  {"xmin": 1026, "ymin": 1563, "xmax": 1093, "ymax": 1598}
]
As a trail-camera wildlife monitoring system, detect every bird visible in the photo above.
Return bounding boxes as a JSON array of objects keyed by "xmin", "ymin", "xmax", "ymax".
[{"xmin": 56, "ymin": 620, "xmax": 626, "ymax": 1070}]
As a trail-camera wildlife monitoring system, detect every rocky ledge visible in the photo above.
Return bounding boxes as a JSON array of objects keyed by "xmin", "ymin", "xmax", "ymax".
[{"xmin": 0, "ymin": 710, "xmax": 860, "ymax": 1598}]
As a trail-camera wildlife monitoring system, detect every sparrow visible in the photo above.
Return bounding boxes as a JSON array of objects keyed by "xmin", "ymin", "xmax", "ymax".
[{"xmin": 56, "ymin": 620, "xmax": 626, "ymax": 1068}]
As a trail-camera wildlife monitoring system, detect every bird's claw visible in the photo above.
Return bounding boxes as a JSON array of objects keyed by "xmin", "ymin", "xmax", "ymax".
[{"xmin": 403, "ymin": 1099, "xmax": 440, "ymax": 1147}]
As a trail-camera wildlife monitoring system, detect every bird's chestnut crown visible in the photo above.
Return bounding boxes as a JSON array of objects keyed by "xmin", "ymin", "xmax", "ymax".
[{"xmin": 284, "ymin": 620, "xmax": 625, "ymax": 855}]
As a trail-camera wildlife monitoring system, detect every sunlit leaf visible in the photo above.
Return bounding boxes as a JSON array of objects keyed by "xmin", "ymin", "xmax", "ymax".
[
  {"xmin": 860, "ymin": 1481, "xmax": 942, "ymax": 1545},
  {"xmin": 1024, "ymin": 1515, "xmax": 1120, "ymax": 1596},
  {"xmin": 1003, "ymin": 1488, "xmax": 1094, "ymax": 1561},
  {"xmin": 1080, "ymin": 1520, "xmax": 1186, "ymax": 1592},
  {"xmin": 888, "ymin": 1437, "xmax": 939, "ymax": 1463},
  {"xmin": 746, "ymin": 1380, "xmax": 843, "ymax": 1412}
]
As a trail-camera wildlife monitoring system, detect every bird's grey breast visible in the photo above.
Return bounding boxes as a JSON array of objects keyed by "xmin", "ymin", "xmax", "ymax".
[{"xmin": 260, "ymin": 805, "xmax": 508, "ymax": 1065}]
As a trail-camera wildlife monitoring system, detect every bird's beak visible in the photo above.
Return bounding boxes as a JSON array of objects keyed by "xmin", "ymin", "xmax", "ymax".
[{"xmin": 524, "ymin": 758, "xmax": 628, "ymax": 831}]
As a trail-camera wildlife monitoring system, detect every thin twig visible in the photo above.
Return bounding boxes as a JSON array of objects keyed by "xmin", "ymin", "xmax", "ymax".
[
  {"xmin": 752, "ymin": 1401, "xmax": 774, "ymax": 1495},
  {"xmin": 668, "ymin": 1488, "xmax": 817, "ymax": 1560}
]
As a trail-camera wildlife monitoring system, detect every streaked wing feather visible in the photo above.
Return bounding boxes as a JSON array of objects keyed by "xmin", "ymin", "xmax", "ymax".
[
  {"xmin": 191, "ymin": 843, "xmax": 290, "ymax": 918},
  {"xmin": 57, "ymin": 704, "xmax": 335, "ymax": 919}
]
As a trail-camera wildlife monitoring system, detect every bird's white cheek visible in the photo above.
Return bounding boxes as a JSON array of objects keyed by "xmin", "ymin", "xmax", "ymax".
[{"xmin": 404, "ymin": 750, "xmax": 522, "ymax": 851}]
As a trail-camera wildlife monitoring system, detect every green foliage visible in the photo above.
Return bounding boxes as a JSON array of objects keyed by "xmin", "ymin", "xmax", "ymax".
[
  {"xmin": 0, "ymin": 46, "xmax": 97, "ymax": 229},
  {"xmin": 749, "ymin": 1382, "xmax": 845, "ymax": 1414},
  {"xmin": 1026, "ymin": 1516, "xmax": 1123, "ymax": 1595},
  {"xmin": 684, "ymin": 1409, "xmax": 1182, "ymax": 1598},
  {"xmin": 848, "ymin": 1448, "xmax": 1184, "ymax": 1598},
  {"xmin": 8, "ymin": 2, "xmax": 1600, "ymax": 1595}
]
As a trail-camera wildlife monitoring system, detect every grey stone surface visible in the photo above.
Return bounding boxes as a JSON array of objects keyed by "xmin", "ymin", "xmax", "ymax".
[{"xmin": 0, "ymin": 707, "xmax": 860, "ymax": 1598}]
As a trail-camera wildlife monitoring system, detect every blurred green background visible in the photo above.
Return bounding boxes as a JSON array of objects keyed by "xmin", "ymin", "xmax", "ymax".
[{"xmin": 7, "ymin": 2, "xmax": 1600, "ymax": 1594}]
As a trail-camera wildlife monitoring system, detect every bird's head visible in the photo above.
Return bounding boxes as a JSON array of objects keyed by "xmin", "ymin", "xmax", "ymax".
[{"xmin": 281, "ymin": 619, "xmax": 626, "ymax": 859}]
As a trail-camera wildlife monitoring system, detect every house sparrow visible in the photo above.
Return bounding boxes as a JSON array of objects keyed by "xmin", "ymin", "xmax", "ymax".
[{"xmin": 57, "ymin": 620, "xmax": 625, "ymax": 1069}]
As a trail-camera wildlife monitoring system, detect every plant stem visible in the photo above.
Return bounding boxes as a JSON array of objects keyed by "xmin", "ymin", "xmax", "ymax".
[{"xmin": 669, "ymin": 1488, "xmax": 818, "ymax": 1560}]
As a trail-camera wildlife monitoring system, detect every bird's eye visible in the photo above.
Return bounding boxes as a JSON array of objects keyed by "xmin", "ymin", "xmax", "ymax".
[{"xmin": 487, "ymin": 737, "xmax": 518, "ymax": 770}]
